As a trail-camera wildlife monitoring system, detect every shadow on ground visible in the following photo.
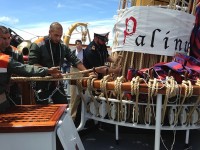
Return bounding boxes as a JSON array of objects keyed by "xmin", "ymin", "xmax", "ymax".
[{"xmin": 79, "ymin": 122, "xmax": 199, "ymax": 150}]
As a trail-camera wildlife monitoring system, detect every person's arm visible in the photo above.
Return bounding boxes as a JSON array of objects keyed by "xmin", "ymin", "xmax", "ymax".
[
  {"xmin": 8, "ymin": 58, "xmax": 61, "ymax": 77},
  {"xmin": 64, "ymin": 45, "xmax": 82, "ymax": 67},
  {"xmin": 76, "ymin": 62, "xmax": 87, "ymax": 71},
  {"xmin": 28, "ymin": 43, "xmax": 41, "ymax": 66},
  {"xmin": 106, "ymin": 66, "xmax": 121, "ymax": 74},
  {"xmin": 107, "ymin": 55, "xmax": 122, "ymax": 63},
  {"xmin": 47, "ymin": 67, "xmax": 62, "ymax": 78},
  {"xmin": 94, "ymin": 66, "xmax": 122, "ymax": 75},
  {"xmin": 107, "ymin": 55, "xmax": 115, "ymax": 63}
]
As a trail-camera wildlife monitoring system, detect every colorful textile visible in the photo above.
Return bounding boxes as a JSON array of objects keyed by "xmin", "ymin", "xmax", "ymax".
[{"xmin": 126, "ymin": 54, "xmax": 200, "ymax": 84}]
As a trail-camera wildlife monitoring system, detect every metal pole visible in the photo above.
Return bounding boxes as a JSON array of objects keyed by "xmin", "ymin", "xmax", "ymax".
[
  {"xmin": 185, "ymin": 129, "xmax": 190, "ymax": 144},
  {"xmin": 116, "ymin": 124, "xmax": 119, "ymax": 141},
  {"xmin": 154, "ymin": 94, "xmax": 162, "ymax": 150}
]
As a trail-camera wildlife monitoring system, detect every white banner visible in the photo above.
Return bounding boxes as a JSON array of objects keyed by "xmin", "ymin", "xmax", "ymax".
[{"xmin": 112, "ymin": 6, "xmax": 195, "ymax": 56}]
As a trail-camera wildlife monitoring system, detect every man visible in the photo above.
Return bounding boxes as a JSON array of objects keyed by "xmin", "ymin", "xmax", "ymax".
[
  {"xmin": 83, "ymin": 32, "xmax": 122, "ymax": 129},
  {"xmin": 72, "ymin": 40, "xmax": 84, "ymax": 62},
  {"xmin": 1, "ymin": 26, "xmax": 24, "ymax": 63},
  {"xmin": 0, "ymin": 26, "xmax": 62, "ymax": 112},
  {"xmin": 29, "ymin": 22, "xmax": 87, "ymax": 104},
  {"xmin": 190, "ymin": 0, "xmax": 200, "ymax": 59},
  {"xmin": 0, "ymin": 26, "xmax": 24, "ymax": 105},
  {"xmin": 83, "ymin": 32, "xmax": 121, "ymax": 79},
  {"xmin": 70, "ymin": 39, "xmax": 85, "ymax": 125}
]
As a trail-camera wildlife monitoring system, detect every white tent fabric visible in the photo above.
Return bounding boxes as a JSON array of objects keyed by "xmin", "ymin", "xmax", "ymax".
[{"xmin": 112, "ymin": 6, "xmax": 195, "ymax": 56}]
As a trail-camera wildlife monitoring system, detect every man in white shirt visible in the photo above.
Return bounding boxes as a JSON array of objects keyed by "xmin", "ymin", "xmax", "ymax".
[
  {"xmin": 70, "ymin": 40, "xmax": 84, "ymax": 126},
  {"xmin": 74, "ymin": 40, "xmax": 84, "ymax": 62}
]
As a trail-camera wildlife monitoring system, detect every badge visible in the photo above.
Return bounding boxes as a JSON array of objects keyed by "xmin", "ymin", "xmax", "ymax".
[{"xmin": 91, "ymin": 45, "xmax": 95, "ymax": 51}]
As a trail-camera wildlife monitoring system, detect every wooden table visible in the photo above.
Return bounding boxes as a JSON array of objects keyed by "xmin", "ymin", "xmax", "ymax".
[{"xmin": 0, "ymin": 104, "xmax": 84, "ymax": 150}]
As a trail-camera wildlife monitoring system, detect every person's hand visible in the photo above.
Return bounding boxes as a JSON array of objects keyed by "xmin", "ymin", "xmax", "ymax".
[
  {"xmin": 89, "ymin": 72, "xmax": 98, "ymax": 78},
  {"xmin": 48, "ymin": 67, "xmax": 62, "ymax": 78},
  {"xmin": 114, "ymin": 66, "xmax": 122, "ymax": 74},
  {"xmin": 113, "ymin": 55, "xmax": 123, "ymax": 63}
]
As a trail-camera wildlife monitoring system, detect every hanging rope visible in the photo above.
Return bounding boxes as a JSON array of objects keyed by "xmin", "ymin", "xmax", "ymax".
[
  {"xmin": 186, "ymin": 80, "xmax": 200, "ymax": 124},
  {"xmin": 86, "ymin": 77, "xmax": 100, "ymax": 116},
  {"xmin": 161, "ymin": 76, "xmax": 178, "ymax": 124},
  {"xmin": 145, "ymin": 78, "xmax": 158, "ymax": 124},
  {"xmin": 99, "ymin": 75, "xmax": 113, "ymax": 119},
  {"xmin": 174, "ymin": 80, "xmax": 193, "ymax": 124},
  {"xmin": 196, "ymin": 79, "xmax": 200, "ymax": 86},
  {"xmin": 76, "ymin": 79, "xmax": 87, "ymax": 105},
  {"xmin": 114, "ymin": 76, "xmax": 126, "ymax": 121},
  {"xmin": 131, "ymin": 76, "xmax": 142, "ymax": 123}
]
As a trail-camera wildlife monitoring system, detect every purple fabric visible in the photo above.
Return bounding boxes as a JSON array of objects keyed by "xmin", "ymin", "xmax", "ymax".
[
  {"xmin": 190, "ymin": 3, "xmax": 200, "ymax": 59},
  {"xmin": 175, "ymin": 53, "xmax": 200, "ymax": 73}
]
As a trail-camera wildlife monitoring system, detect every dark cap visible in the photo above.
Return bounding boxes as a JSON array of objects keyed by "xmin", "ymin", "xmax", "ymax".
[{"xmin": 94, "ymin": 32, "xmax": 109, "ymax": 42}]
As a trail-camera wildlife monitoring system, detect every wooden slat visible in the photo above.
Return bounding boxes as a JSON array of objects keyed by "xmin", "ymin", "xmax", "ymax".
[{"xmin": 0, "ymin": 104, "xmax": 67, "ymax": 133}]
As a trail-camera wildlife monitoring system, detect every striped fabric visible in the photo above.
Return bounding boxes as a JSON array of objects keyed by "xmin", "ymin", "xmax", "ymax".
[
  {"xmin": 126, "ymin": 54, "xmax": 200, "ymax": 84},
  {"xmin": 152, "ymin": 54, "xmax": 200, "ymax": 83},
  {"xmin": 190, "ymin": 3, "xmax": 200, "ymax": 59},
  {"xmin": 175, "ymin": 53, "xmax": 200, "ymax": 73}
]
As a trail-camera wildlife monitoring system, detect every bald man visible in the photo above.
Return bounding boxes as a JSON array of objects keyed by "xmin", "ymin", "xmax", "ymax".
[{"xmin": 29, "ymin": 22, "xmax": 87, "ymax": 104}]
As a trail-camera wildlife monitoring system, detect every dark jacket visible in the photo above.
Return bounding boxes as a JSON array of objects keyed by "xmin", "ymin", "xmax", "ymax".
[
  {"xmin": 28, "ymin": 36, "xmax": 81, "ymax": 90},
  {"xmin": 29, "ymin": 36, "xmax": 81, "ymax": 68},
  {"xmin": 0, "ymin": 53, "xmax": 48, "ymax": 94},
  {"xmin": 83, "ymin": 41, "xmax": 109, "ymax": 69},
  {"xmin": 3, "ymin": 45, "xmax": 24, "ymax": 63},
  {"xmin": 83, "ymin": 41, "xmax": 109, "ymax": 79}
]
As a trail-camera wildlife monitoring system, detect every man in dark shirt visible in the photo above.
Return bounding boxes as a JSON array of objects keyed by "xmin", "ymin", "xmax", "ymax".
[
  {"xmin": 0, "ymin": 26, "xmax": 24, "ymax": 105},
  {"xmin": 29, "ymin": 22, "xmax": 87, "ymax": 104},
  {"xmin": 83, "ymin": 32, "xmax": 121, "ymax": 79},
  {"xmin": 0, "ymin": 26, "xmax": 62, "ymax": 112}
]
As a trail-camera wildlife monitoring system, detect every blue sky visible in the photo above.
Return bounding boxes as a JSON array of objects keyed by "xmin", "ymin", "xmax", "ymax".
[{"xmin": 0, "ymin": 0, "xmax": 119, "ymax": 45}]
